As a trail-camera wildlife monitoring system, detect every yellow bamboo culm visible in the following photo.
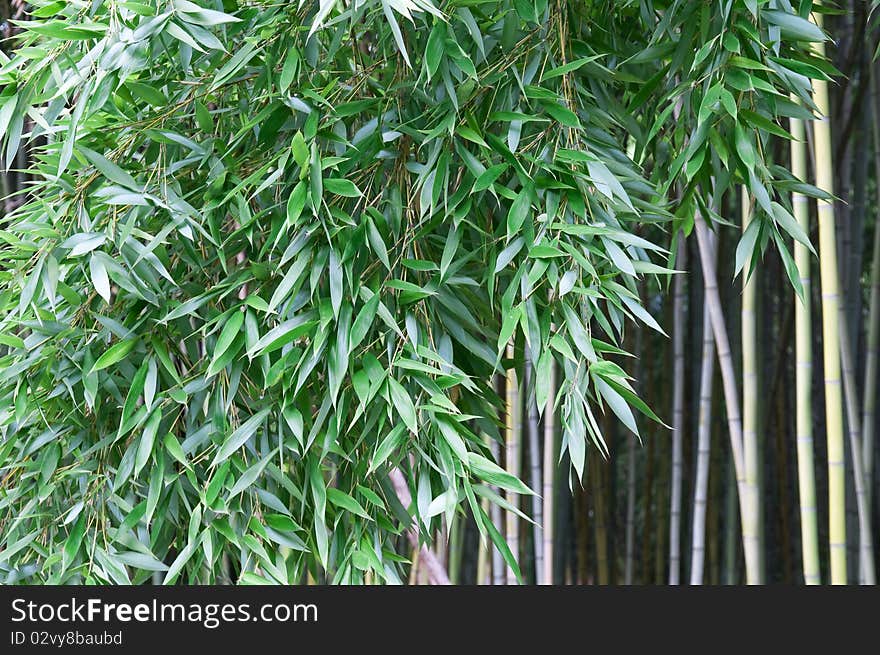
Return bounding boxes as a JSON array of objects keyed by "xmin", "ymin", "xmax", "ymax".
[
  {"xmin": 740, "ymin": 187, "xmax": 763, "ymax": 584},
  {"xmin": 811, "ymin": 12, "xmax": 847, "ymax": 584},
  {"xmin": 504, "ymin": 341, "xmax": 520, "ymax": 585},
  {"xmin": 790, "ymin": 114, "xmax": 821, "ymax": 585},
  {"xmin": 476, "ymin": 491, "xmax": 491, "ymax": 584}
]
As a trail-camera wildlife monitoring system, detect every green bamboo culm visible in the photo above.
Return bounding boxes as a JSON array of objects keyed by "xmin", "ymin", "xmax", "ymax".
[
  {"xmin": 811, "ymin": 11, "xmax": 847, "ymax": 584},
  {"xmin": 790, "ymin": 114, "xmax": 821, "ymax": 585}
]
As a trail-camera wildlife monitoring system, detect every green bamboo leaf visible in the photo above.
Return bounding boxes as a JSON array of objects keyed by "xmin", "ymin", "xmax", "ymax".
[
  {"xmin": 80, "ymin": 146, "xmax": 140, "ymax": 190},
  {"xmin": 228, "ymin": 454, "xmax": 273, "ymax": 497},
  {"xmin": 506, "ymin": 187, "xmax": 531, "ymax": 238},
  {"xmin": 542, "ymin": 102, "xmax": 581, "ymax": 128},
  {"xmin": 90, "ymin": 339, "xmax": 137, "ymax": 373},
  {"xmin": 467, "ymin": 452, "xmax": 532, "ymax": 494},
  {"xmin": 89, "ymin": 253, "xmax": 111, "ymax": 303},
  {"xmin": 164, "ymin": 433, "xmax": 190, "ymax": 468},
  {"xmin": 763, "ymin": 10, "xmax": 825, "ymax": 42},
  {"xmin": 285, "ymin": 180, "xmax": 308, "ymax": 226},
  {"xmin": 207, "ymin": 310, "xmax": 244, "ymax": 376},
  {"xmin": 541, "ymin": 55, "xmax": 603, "ymax": 80},
  {"xmin": 369, "ymin": 424, "xmax": 407, "ymax": 473},
  {"xmin": 594, "ymin": 377, "xmax": 639, "ymax": 437},
  {"xmin": 324, "ymin": 178, "xmax": 362, "ymax": 197},
  {"xmin": 327, "ymin": 488, "xmax": 372, "ymax": 520},
  {"xmin": 349, "ymin": 292, "xmax": 380, "ymax": 351},
  {"xmin": 309, "ymin": 143, "xmax": 322, "ymax": 212},
  {"xmin": 135, "ymin": 409, "xmax": 162, "ymax": 476},
  {"xmin": 212, "ymin": 408, "xmax": 271, "ymax": 465},
  {"xmin": 478, "ymin": 504, "xmax": 523, "ymax": 583},
  {"xmin": 387, "ymin": 378, "xmax": 417, "ymax": 434},
  {"xmin": 246, "ymin": 315, "xmax": 315, "ymax": 357},
  {"xmin": 115, "ymin": 551, "xmax": 169, "ymax": 572},
  {"xmin": 63, "ymin": 513, "xmax": 87, "ymax": 568}
]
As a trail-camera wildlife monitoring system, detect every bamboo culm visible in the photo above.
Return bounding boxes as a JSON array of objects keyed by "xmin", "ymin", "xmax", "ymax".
[
  {"xmin": 861, "ymin": 62, "xmax": 880, "ymax": 533},
  {"xmin": 812, "ymin": 12, "xmax": 847, "ymax": 584},
  {"xmin": 504, "ymin": 342, "xmax": 520, "ymax": 585},
  {"xmin": 542, "ymin": 358, "xmax": 556, "ymax": 585},
  {"xmin": 523, "ymin": 350, "xmax": 543, "ymax": 583},
  {"xmin": 836, "ymin": 308, "xmax": 876, "ymax": 584},
  {"xmin": 669, "ymin": 236, "xmax": 686, "ymax": 585},
  {"xmin": 693, "ymin": 212, "xmax": 760, "ymax": 584},
  {"xmin": 790, "ymin": 115, "xmax": 821, "ymax": 585},
  {"xmin": 690, "ymin": 233, "xmax": 716, "ymax": 585},
  {"xmin": 741, "ymin": 189, "xmax": 764, "ymax": 584}
]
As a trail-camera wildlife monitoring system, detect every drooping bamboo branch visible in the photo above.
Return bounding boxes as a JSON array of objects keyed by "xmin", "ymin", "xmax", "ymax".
[
  {"xmin": 790, "ymin": 114, "xmax": 821, "ymax": 585},
  {"xmin": 812, "ymin": 11, "xmax": 847, "ymax": 584},
  {"xmin": 740, "ymin": 189, "xmax": 763, "ymax": 584},
  {"xmin": 690, "ymin": 233, "xmax": 716, "ymax": 585},
  {"xmin": 693, "ymin": 211, "xmax": 760, "ymax": 584},
  {"xmin": 669, "ymin": 235, "xmax": 686, "ymax": 585}
]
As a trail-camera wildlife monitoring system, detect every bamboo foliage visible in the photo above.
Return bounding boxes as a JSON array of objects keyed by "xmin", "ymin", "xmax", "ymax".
[{"xmin": 0, "ymin": 0, "xmax": 859, "ymax": 586}]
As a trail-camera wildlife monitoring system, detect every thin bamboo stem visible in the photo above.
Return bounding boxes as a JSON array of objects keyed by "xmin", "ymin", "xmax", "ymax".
[
  {"xmin": 524, "ymin": 350, "xmax": 543, "ymax": 582},
  {"xmin": 591, "ymin": 454, "xmax": 610, "ymax": 585},
  {"xmin": 812, "ymin": 11, "xmax": 847, "ymax": 584},
  {"xmin": 693, "ymin": 212, "xmax": 760, "ymax": 583},
  {"xmin": 724, "ymin": 460, "xmax": 738, "ymax": 584},
  {"xmin": 624, "ymin": 435, "xmax": 637, "ymax": 584},
  {"xmin": 542, "ymin": 358, "xmax": 556, "ymax": 585},
  {"xmin": 862, "ymin": 62, "xmax": 880, "ymax": 539},
  {"xmin": 476, "ymin": 499, "xmax": 490, "ymax": 584},
  {"xmin": 669, "ymin": 236, "xmax": 686, "ymax": 585},
  {"xmin": 741, "ymin": 188, "xmax": 764, "ymax": 584},
  {"xmin": 690, "ymin": 236, "xmax": 716, "ymax": 585},
  {"xmin": 837, "ymin": 308, "xmax": 876, "ymax": 584},
  {"xmin": 790, "ymin": 114, "xmax": 821, "ymax": 585},
  {"xmin": 504, "ymin": 341, "xmax": 520, "ymax": 585},
  {"xmin": 448, "ymin": 515, "xmax": 462, "ymax": 584},
  {"xmin": 489, "ymin": 430, "xmax": 505, "ymax": 585}
]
